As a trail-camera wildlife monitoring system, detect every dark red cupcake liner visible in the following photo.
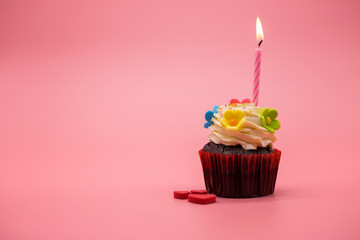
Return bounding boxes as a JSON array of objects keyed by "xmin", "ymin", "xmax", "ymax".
[{"xmin": 199, "ymin": 148, "xmax": 281, "ymax": 198}]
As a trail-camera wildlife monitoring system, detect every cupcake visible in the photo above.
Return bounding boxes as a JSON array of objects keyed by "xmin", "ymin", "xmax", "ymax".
[{"xmin": 199, "ymin": 98, "xmax": 281, "ymax": 198}]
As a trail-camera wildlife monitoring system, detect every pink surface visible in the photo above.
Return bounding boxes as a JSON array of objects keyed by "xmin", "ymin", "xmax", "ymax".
[{"xmin": 1, "ymin": 0, "xmax": 360, "ymax": 239}]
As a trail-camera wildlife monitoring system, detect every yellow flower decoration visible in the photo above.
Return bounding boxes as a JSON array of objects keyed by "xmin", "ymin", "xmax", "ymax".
[{"xmin": 220, "ymin": 109, "xmax": 246, "ymax": 131}]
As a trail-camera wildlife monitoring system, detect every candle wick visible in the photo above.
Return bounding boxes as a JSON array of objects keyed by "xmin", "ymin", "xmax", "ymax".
[{"xmin": 258, "ymin": 40, "xmax": 263, "ymax": 47}]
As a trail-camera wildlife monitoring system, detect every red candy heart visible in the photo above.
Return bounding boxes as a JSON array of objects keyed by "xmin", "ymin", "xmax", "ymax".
[
  {"xmin": 240, "ymin": 98, "xmax": 251, "ymax": 103},
  {"xmin": 190, "ymin": 190, "xmax": 207, "ymax": 194},
  {"xmin": 174, "ymin": 191, "xmax": 190, "ymax": 199},
  {"xmin": 188, "ymin": 194, "xmax": 216, "ymax": 204},
  {"xmin": 230, "ymin": 99, "xmax": 240, "ymax": 104}
]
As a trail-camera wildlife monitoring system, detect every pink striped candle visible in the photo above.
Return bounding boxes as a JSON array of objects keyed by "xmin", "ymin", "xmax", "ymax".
[
  {"xmin": 252, "ymin": 17, "xmax": 264, "ymax": 106},
  {"xmin": 253, "ymin": 48, "xmax": 262, "ymax": 106}
]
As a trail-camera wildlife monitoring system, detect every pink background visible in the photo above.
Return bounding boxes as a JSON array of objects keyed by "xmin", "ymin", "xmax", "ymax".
[{"xmin": 1, "ymin": 0, "xmax": 360, "ymax": 239}]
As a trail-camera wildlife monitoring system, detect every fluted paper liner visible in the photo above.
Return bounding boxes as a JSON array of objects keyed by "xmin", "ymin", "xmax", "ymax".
[{"xmin": 199, "ymin": 149, "xmax": 281, "ymax": 198}]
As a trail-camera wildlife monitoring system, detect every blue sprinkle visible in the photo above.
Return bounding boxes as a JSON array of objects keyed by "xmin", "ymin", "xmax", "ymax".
[
  {"xmin": 213, "ymin": 105, "xmax": 219, "ymax": 113},
  {"xmin": 204, "ymin": 122, "xmax": 212, "ymax": 128},
  {"xmin": 205, "ymin": 111, "xmax": 214, "ymax": 122}
]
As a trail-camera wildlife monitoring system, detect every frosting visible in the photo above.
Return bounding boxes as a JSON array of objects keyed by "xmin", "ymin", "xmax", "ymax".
[{"xmin": 204, "ymin": 99, "xmax": 280, "ymax": 150}]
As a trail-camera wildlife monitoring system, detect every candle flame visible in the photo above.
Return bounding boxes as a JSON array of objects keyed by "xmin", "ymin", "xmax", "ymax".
[{"xmin": 256, "ymin": 17, "xmax": 264, "ymax": 43}]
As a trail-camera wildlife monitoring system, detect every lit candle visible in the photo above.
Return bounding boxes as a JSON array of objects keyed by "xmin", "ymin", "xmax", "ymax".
[{"xmin": 252, "ymin": 17, "xmax": 264, "ymax": 106}]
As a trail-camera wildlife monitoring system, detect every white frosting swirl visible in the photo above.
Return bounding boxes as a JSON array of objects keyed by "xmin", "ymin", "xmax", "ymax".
[{"xmin": 208, "ymin": 103, "xmax": 277, "ymax": 150}]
